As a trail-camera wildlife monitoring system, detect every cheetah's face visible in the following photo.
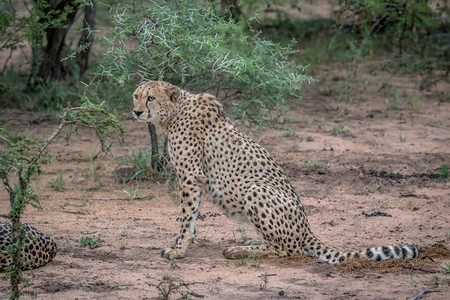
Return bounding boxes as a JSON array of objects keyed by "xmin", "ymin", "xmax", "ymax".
[{"xmin": 132, "ymin": 81, "xmax": 180, "ymax": 125}]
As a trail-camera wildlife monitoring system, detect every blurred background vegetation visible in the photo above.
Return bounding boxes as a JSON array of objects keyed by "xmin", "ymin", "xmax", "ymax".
[
  {"xmin": 1, "ymin": 0, "xmax": 448, "ymax": 116},
  {"xmin": 1, "ymin": 0, "xmax": 449, "ymax": 172}
]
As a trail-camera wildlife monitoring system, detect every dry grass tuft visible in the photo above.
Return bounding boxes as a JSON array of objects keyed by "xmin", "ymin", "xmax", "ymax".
[{"xmin": 419, "ymin": 243, "xmax": 450, "ymax": 259}]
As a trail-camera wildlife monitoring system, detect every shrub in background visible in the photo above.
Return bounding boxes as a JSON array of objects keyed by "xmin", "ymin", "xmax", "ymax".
[
  {"xmin": 97, "ymin": 0, "xmax": 312, "ymax": 124},
  {"xmin": 337, "ymin": 0, "xmax": 450, "ymax": 90}
]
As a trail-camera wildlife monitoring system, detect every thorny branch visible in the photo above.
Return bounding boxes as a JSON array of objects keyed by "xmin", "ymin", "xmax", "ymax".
[{"xmin": 34, "ymin": 111, "xmax": 68, "ymax": 161}]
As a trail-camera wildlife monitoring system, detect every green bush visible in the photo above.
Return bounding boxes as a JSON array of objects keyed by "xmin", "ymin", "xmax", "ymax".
[
  {"xmin": 440, "ymin": 163, "xmax": 449, "ymax": 181},
  {"xmin": 115, "ymin": 148, "xmax": 158, "ymax": 183},
  {"xmin": 337, "ymin": 0, "xmax": 450, "ymax": 89},
  {"xmin": 48, "ymin": 172, "xmax": 66, "ymax": 192},
  {"xmin": 76, "ymin": 233, "xmax": 103, "ymax": 249},
  {"xmin": 96, "ymin": 0, "xmax": 312, "ymax": 125}
]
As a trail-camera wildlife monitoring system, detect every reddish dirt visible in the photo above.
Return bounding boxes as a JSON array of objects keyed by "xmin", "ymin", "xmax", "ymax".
[{"xmin": 1, "ymin": 63, "xmax": 449, "ymax": 299}]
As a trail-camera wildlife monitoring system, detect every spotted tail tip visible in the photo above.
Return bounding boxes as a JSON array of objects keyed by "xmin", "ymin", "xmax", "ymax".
[{"xmin": 365, "ymin": 245, "xmax": 419, "ymax": 261}]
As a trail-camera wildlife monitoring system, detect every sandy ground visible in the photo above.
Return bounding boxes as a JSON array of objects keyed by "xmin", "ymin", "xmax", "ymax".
[{"xmin": 0, "ymin": 62, "xmax": 449, "ymax": 299}]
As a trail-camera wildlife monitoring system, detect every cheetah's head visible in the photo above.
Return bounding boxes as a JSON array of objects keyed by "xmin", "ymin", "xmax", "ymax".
[{"xmin": 132, "ymin": 81, "xmax": 181, "ymax": 125}]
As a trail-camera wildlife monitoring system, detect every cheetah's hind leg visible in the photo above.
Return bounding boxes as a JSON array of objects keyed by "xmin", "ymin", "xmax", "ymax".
[
  {"xmin": 223, "ymin": 184, "xmax": 293, "ymax": 260},
  {"xmin": 223, "ymin": 243, "xmax": 278, "ymax": 259}
]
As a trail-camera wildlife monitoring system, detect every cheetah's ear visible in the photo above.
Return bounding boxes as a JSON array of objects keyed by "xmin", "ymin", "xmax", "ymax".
[{"xmin": 167, "ymin": 85, "xmax": 181, "ymax": 102}]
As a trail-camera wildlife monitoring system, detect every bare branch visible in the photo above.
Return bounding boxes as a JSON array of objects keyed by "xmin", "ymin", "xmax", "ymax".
[
  {"xmin": 34, "ymin": 112, "xmax": 68, "ymax": 160},
  {"xmin": 220, "ymin": 89, "xmax": 242, "ymax": 101},
  {"xmin": 1, "ymin": 176, "xmax": 14, "ymax": 207},
  {"xmin": 411, "ymin": 289, "xmax": 441, "ymax": 300},
  {"xmin": 1, "ymin": 49, "xmax": 14, "ymax": 74}
]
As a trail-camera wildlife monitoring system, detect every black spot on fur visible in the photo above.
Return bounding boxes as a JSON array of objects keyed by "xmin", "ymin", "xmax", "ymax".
[
  {"xmin": 382, "ymin": 246, "xmax": 391, "ymax": 258},
  {"xmin": 401, "ymin": 246, "xmax": 407, "ymax": 258}
]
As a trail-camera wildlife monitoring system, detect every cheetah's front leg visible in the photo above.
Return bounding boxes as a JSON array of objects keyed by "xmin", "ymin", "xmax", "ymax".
[{"xmin": 161, "ymin": 174, "xmax": 203, "ymax": 259}]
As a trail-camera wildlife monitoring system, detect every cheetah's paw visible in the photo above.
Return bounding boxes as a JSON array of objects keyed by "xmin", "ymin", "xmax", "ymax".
[{"xmin": 161, "ymin": 248, "xmax": 185, "ymax": 260}]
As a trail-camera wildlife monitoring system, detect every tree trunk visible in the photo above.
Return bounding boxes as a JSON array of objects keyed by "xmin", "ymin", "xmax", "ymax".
[
  {"xmin": 220, "ymin": 0, "xmax": 242, "ymax": 20},
  {"xmin": 27, "ymin": 0, "xmax": 82, "ymax": 89},
  {"xmin": 76, "ymin": 3, "xmax": 96, "ymax": 76},
  {"xmin": 147, "ymin": 122, "xmax": 168, "ymax": 172},
  {"xmin": 9, "ymin": 214, "xmax": 21, "ymax": 300},
  {"xmin": 147, "ymin": 122, "xmax": 159, "ymax": 168}
]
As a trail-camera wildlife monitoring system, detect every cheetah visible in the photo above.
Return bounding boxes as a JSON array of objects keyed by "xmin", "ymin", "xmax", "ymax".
[
  {"xmin": 0, "ymin": 221, "xmax": 57, "ymax": 271},
  {"xmin": 132, "ymin": 81, "xmax": 419, "ymax": 264}
]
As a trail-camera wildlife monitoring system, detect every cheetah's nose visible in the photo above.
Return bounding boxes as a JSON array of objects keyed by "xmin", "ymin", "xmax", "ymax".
[{"xmin": 133, "ymin": 110, "xmax": 143, "ymax": 117}]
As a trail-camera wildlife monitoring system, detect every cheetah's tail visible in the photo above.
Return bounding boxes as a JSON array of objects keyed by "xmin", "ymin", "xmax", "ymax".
[{"xmin": 303, "ymin": 236, "xmax": 419, "ymax": 264}]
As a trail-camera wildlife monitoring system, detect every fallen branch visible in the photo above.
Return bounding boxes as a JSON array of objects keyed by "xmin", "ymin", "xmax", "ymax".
[
  {"xmin": 188, "ymin": 291, "xmax": 205, "ymax": 298},
  {"xmin": 411, "ymin": 289, "xmax": 441, "ymax": 300}
]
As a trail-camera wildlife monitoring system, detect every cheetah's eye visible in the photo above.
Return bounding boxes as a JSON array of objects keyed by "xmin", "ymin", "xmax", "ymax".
[
  {"xmin": 134, "ymin": 94, "xmax": 138, "ymax": 100},
  {"xmin": 147, "ymin": 96, "xmax": 155, "ymax": 102}
]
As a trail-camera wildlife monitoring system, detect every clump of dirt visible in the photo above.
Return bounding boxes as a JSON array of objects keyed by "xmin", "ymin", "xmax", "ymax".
[
  {"xmin": 419, "ymin": 243, "xmax": 450, "ymax": 260},
  {"xmin": 336, "ymin": 243, "xmax": 450, "ymax": 273},
  {"xmin": 277, "ymin": 254, "xmax": 316, "ymax": 265}
]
